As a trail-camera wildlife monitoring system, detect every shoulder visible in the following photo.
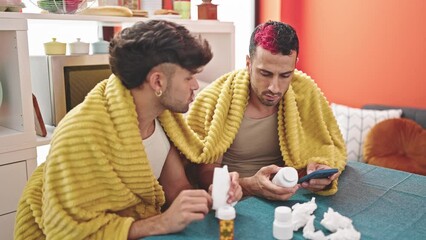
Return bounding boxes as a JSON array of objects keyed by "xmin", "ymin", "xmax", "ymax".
[
  {"xmin": 292, "ymin": 70, "xmax": 317, "ymax": 87},
  {"xmin": 290, "ymin": 70, "xmax": 322, "ymax": 96}
]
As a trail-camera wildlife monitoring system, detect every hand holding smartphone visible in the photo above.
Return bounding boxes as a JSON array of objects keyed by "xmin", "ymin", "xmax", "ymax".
[{"xmin": 297, "ymin": 168, "xmax": 339, "ymax": 184}]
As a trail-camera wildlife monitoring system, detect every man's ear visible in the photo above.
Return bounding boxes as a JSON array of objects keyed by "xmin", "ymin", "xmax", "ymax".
[
  {"xmin": 246, "ymin": 55, "xmax": 251, "ymax": 71},
  {"xmin": 147, "ymin": 70, "xmax": 164, "ymax": 92}
]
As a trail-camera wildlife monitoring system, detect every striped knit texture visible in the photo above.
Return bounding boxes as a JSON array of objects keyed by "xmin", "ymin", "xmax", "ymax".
[
  {"xmin": 14, "ymin": 74, "xmax": 207, "ymax": 240},
  {"xmin": 187, "ymin": 69, "xmax": 347, "ymax": 195}
]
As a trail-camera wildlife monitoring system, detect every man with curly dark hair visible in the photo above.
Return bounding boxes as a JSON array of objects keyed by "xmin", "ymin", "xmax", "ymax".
[{"xmin": 14, "ymin": 20, "xmax": 242, "ymax": 240}]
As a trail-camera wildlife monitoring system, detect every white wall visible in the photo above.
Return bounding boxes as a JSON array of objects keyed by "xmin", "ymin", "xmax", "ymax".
[{"xmin": 191, "ymin": 0, "xmax": 255, "ymax": 69}]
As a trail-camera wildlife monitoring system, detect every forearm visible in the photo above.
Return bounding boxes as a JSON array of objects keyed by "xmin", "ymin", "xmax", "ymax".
[
  {"xmin": 129, "ymin": 189, "xmax": 212, "ymax": 239},
  {"xmin": 128, "ymin": 214, "xmax": 167, "ymax": 239},
  {"xmin": 239, "ymin": 176, "xmax": 256, "ymax": 196}
]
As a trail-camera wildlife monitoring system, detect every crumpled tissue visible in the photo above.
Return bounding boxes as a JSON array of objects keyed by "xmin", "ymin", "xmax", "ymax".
[
  {"xmin": 292, "ymin": 197, "xmax": 317, "ymax": 231},
  {"xmin": 289, "ymin": 197, "xmax": 361, "ymax": 240},
  {"xmin": 326, "ymin": 227, "xmax": 361, "ymax": 240},
  {"xmin": 303, "ymin": 215, "xmax": 327, "ymax": 240},
  {"xmin": 320, "ymin": 208, "xmax": 353, "ymax": 232},
  {"xmin": 320, "ymin": 208, "xmax": 360, "ymax": 239}
]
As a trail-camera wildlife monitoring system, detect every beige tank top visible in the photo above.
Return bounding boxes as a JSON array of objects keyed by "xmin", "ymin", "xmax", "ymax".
[
  {"xmin": 222, "ymin": 113, "xmax": 284, "ymax": 178},
  {"xmin": 143, "ymin": 118, "xmax": 170, "ymax": 179}
]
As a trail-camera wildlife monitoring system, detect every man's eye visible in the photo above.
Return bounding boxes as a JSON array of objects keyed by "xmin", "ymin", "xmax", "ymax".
[
  {"xmin": 280, "ymin": 73, "xmax": 293, "ymax": 78},
  {"xmin": 260, "ymin": 71, "xmax": 270, "ymax": 76}
]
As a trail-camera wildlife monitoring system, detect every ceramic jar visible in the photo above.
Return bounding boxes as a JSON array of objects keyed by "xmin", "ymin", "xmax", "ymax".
[
  {"xmin": 44, "ymin": 38, "xmax": 66, "ymax": 55},
  {"xmin": 91, "ymin": 38, "xmax": 109, "ymax": 54},
  {"xmin": 69, "ymin": 38, "xmax": 90, "ymax": 55}
]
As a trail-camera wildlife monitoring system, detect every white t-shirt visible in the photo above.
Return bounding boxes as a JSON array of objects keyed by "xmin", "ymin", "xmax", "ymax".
[{"xmin": 142, "ymin": 118, "xmax": 171, "ymax": 179}]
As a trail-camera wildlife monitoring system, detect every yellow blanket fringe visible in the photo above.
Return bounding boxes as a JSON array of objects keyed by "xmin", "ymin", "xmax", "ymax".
[
  {"xmin": 187, "ymin": 69, "xmax": 347, "ymax": 195},
  {"xmin": 14, "ymin": 75, "xmax": 208, "ymax": 240}
]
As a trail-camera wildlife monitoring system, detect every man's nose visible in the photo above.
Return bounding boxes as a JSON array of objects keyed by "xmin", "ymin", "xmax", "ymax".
[
  {"xmin": 268, "ymin": 77, "xmax": 280, "ymax": 93},
  {"xmin": 192, "ymin": 78, "xmax": 200, "ymax": 90}
]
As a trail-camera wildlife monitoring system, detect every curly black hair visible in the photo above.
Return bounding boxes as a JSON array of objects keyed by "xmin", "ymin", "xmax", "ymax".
[{"xmin": 109, "ymin": 20, "xmax": 213, "ymax": 89}]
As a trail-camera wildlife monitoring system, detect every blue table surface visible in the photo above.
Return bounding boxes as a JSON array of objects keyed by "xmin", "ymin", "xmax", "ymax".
[{"xmin": 145, "ymin": 162, "xmax": 426, "ymax": 240}]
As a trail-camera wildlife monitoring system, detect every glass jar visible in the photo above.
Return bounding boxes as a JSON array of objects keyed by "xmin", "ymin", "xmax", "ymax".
[
  {"xmin": 198, "ymin": 0, "xmax": 217, "ymax": 20},
  {"xmin": 173, "ymin": 0, "xmax": 191, "ymax": 19}
]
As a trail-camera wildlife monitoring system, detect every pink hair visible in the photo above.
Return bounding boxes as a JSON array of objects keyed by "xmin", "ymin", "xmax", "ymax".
[{"xmin": 254, "ymin": 24, "xmax": 278, "ymax": 53}]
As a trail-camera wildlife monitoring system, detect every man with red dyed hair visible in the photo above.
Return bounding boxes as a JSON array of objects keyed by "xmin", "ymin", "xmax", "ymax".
[{"xmin": 187, "ymin": 21, "xmax": 347, "ymax": 201}]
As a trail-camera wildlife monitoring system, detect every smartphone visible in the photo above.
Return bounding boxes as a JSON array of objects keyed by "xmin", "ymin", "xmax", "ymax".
[{"xmin": 297, "ymin": 168, "xmax": 339, "ymax": 184}]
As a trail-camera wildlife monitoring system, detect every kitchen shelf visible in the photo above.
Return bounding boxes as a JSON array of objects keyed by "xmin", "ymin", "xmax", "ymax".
[
  {"xmin": 0, "ymin": 126, "xmax": 35, "ymax": 155},
  {"xmin": 0, "ymin": 12, "xmax": 234, "ymax": 32}
]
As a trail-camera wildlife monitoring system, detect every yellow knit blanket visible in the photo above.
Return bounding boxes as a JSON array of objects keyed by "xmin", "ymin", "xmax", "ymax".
[
  {"xmin": 187, "ymin": 69, "xmax": 347, "ymax": 195},
  {"xmin": 14, "ymin": 75, "xmax": 207, "ymax": 240}
]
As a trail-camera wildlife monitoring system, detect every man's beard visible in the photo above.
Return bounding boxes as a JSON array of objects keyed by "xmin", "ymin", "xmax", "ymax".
[
  {"xmin": 258, "ymin": 90, "xmax": 282, "ymax": 106},
  {"xmin": 159, "ymin": 89, "xmax": 191, "ymax": 113}
]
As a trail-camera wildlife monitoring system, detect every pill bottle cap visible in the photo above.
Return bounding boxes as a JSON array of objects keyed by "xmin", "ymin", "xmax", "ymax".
[
  {"xmin": 274, "ymin": 206, "xmax": 292, "ymax": 223},
  {"xmin": 272, "ymin": 167, "xmax": 298, "ymax": 188},
  {"xmin": 217, "ymin": 206, "xmax": 236, "ymax": 220}
]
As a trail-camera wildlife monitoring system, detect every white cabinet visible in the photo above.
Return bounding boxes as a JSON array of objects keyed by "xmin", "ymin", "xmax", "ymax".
[
  {"xmin": 0, "ymin": 18, "xmax": 37, "ymax": 240},
  {"xmin": 0, "ymin": 13, "xmax": 234, "ymax": 239},
  {"xmin": 0, "ymin": 161, "xmax": 28, "ymax": 214},
  {"xmin": 0, "ymin": 212, "xmax": 16, "ymax": 240}
]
